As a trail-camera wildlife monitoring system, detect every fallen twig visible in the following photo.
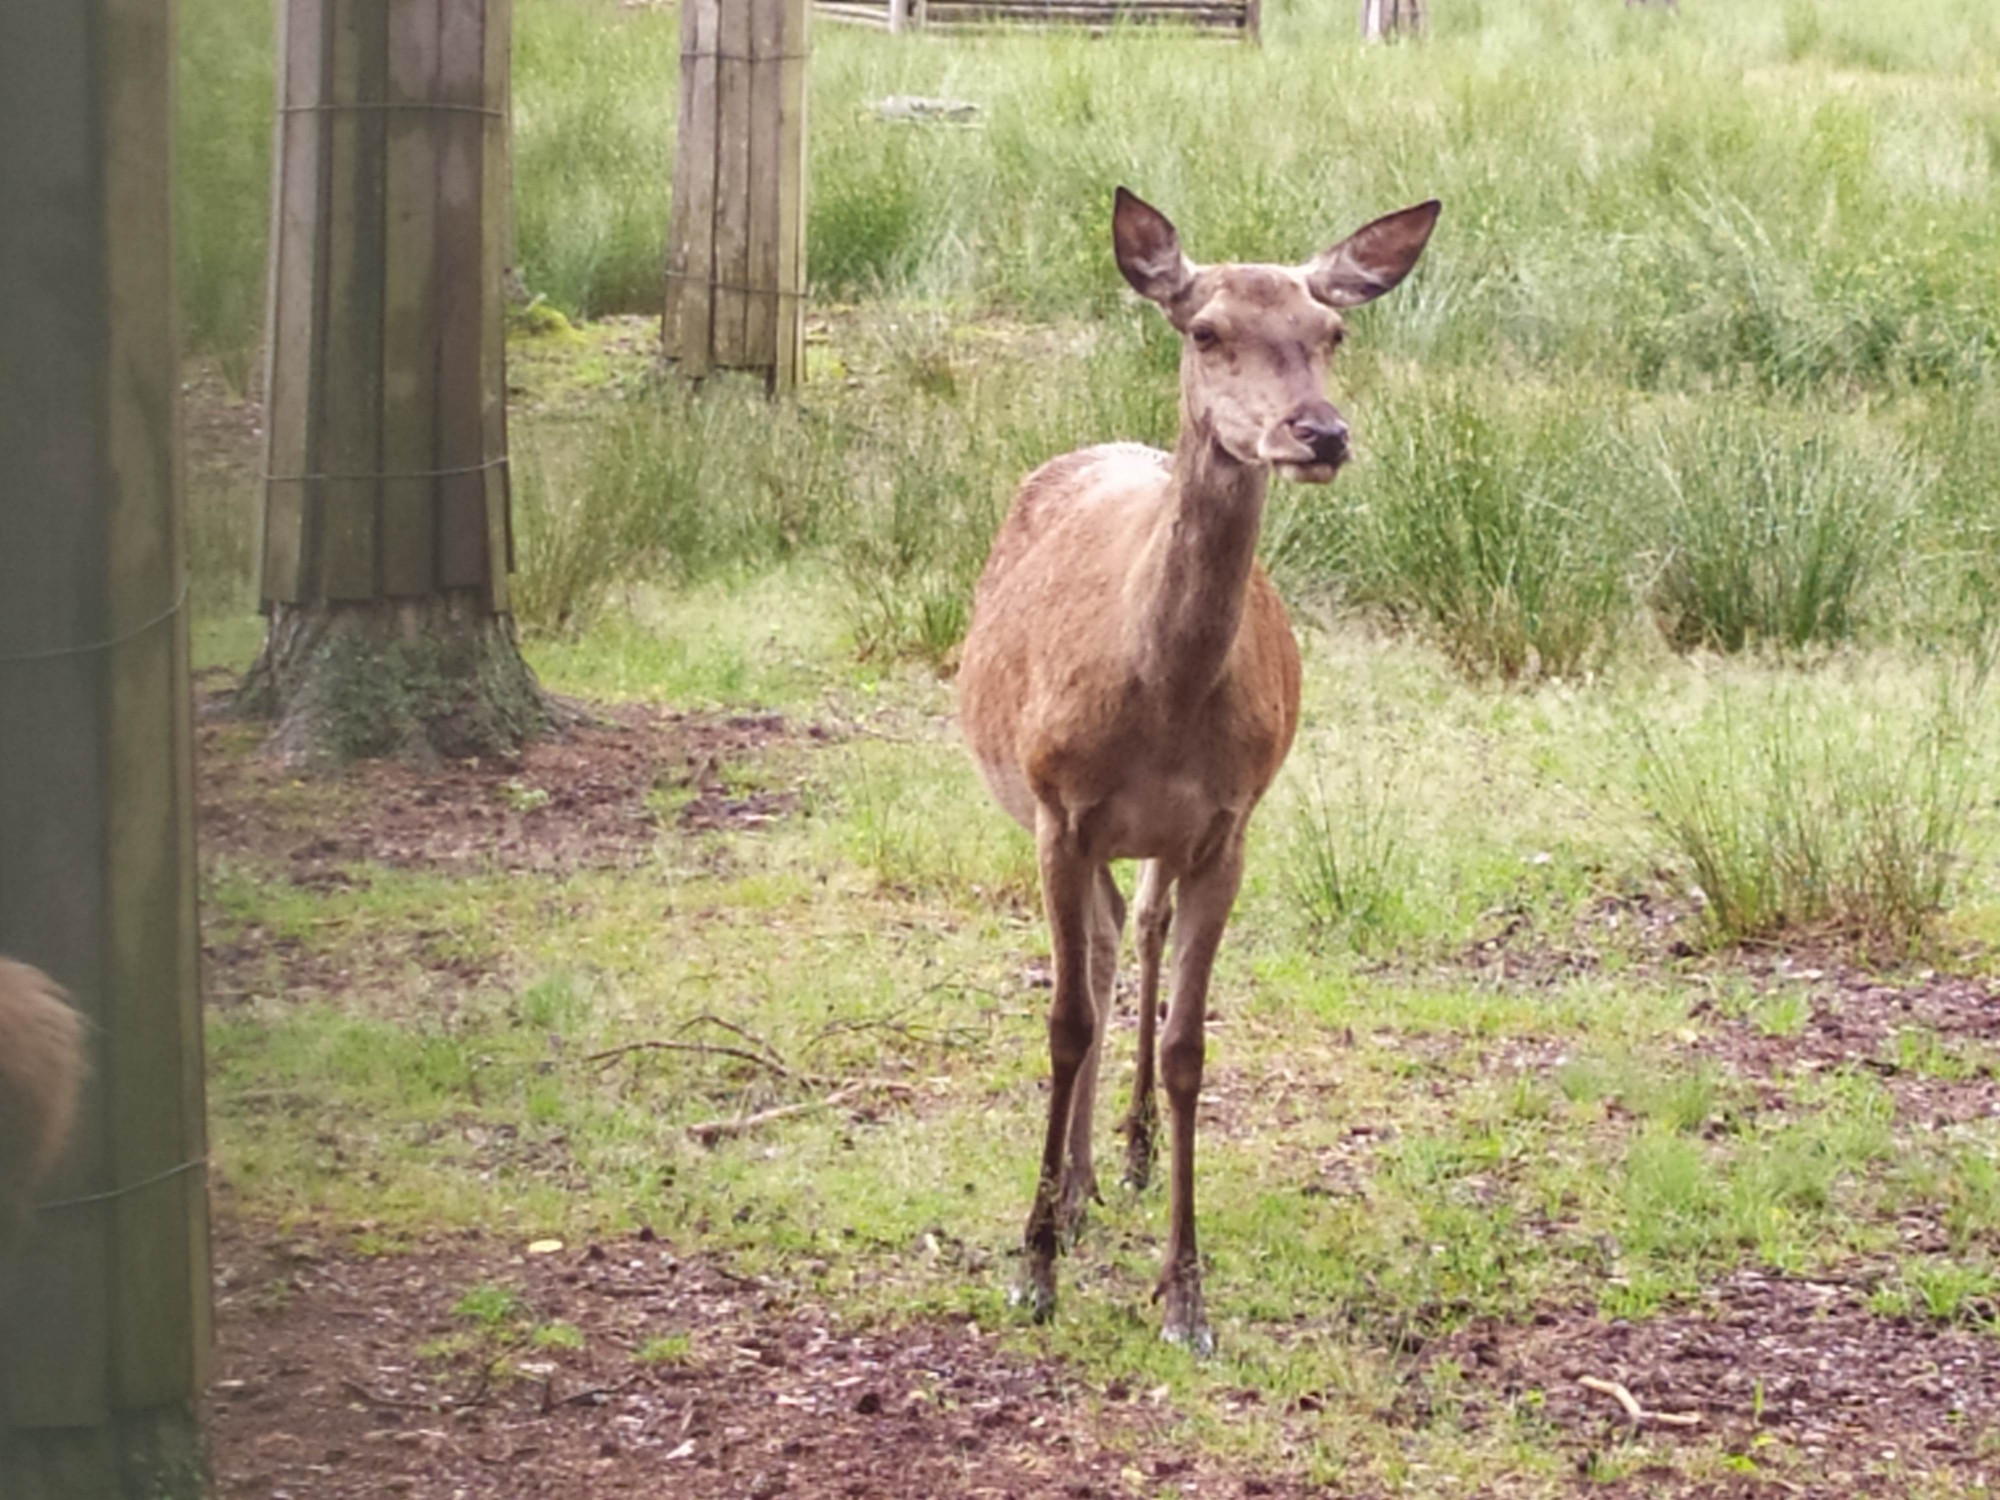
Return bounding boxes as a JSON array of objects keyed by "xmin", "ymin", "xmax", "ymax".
[
  {"xmin": 1577, "ymin": 1375, "xmax": 1702, "ymax": 1428},
  {"xmin": 677, "ymin": 1011, "xmax": 791, "ymax": 1065},
  {"xmin": 583, "ymin": 1037, "xmax": 826, "ymax": 1086},
  {"xmin": 686, "ymin": 1079, "xmax": 915, "ymax": 1146},
  {"xmin": 340, "ymin": 1378, "xmax": 443, "ymax": 1413},
  {"xmin": 558, "ymin": 1374, "xmax": 643, "ymax": 1408}
]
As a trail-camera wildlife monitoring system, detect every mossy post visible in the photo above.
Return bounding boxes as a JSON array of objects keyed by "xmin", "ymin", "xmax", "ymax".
[
  {"xmin": 0, "ymin": 0, "xmax": 212, "ymax": 1495},
  {"xmin": 243, "ymin": 0, "xmax": 551, "ymax": 762}
]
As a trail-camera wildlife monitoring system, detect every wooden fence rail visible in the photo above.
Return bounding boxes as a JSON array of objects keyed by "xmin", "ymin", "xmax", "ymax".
[{"xmin": 819, "ymin": 0, "xmax": 1260, "ymax": 41}]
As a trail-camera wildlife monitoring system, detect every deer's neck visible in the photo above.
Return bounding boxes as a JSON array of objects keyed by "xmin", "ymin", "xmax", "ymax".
[{"xmin": 1127, "ymin": 419, "xmax": 1268, "ymax": 708}]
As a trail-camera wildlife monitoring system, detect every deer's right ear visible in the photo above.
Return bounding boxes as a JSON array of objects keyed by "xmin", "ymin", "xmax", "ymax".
[{"xmin": 1113, "ymin": 187, "xmax": 1196, "ymax": 311}]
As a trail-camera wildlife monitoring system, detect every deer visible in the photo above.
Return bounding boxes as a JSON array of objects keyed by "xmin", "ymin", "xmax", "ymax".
[
  {"xmin": 0, "ymin": 958, "xmax": 85, "ymax": 1239},
  {"xmin": 956, "ymin": 187, "xmax": 1439, "ymax": 1352}
]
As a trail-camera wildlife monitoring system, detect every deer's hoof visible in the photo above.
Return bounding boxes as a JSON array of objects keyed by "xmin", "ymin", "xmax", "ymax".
[
  {"xmin": 1057, "ymin": 1170, "xmax": 1100, "ymax": 1249},
  {"xmin": 1009, "ymin": 1261, "xmax": 1059, "ymax": 1324},
  {"xmin": 1156, "ymin": 1265, "xmax": 1212, "ymax": 1357},
  {"xmin": 1161, "ymin": 1315, "xmax": 1216, "ymax": 1359}
]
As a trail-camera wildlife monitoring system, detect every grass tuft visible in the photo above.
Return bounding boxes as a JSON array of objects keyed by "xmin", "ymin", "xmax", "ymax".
[
  {"xmin": 1643, "ymin": 409, "xmax": 1924, "ymax": 654},
  {"xmin": 1636, "ymin": 668, "xmax": 1979, "ymax": 946}
]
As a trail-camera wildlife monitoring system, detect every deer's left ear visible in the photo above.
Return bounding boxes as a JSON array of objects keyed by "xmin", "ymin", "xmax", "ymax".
[
  {"xmin": 1305, "ymin": 200, "xmax": 1441, "ymax": 309},
  {"xmin": 1113, "ymin": 187, "xmax": 1198, "ymax": 311}
]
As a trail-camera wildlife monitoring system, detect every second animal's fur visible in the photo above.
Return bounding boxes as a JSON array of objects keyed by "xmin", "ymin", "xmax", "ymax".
[{"xmin": 0, "ymin": 959, "xmax": 85, "ymax": 1232}]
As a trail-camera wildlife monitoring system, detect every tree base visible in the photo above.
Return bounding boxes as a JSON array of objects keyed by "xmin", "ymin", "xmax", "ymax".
[
  {"xmin": 0, "ymin": 1402, "xmax": 209, "ymax": 1499},
  {"xmin": 235, "ymin": 593, "xmax": 554, "ymax": 765}
]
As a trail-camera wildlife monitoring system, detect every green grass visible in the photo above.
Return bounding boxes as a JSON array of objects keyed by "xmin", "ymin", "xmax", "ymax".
[
  {"xmin": 1635, "ymin": 659, "xmax": 1985, "ymax": 946},
  {"xmin": 180, "ymin": 0, "xmax": 2000, "ymax": 671},
  {"xmin": 1642, "ymin": 405, "xmax": 1926, "ymax": 653},
  {"xmin": 171, "ymin": 1, "xmax": 2000, "ymax": 1492}
]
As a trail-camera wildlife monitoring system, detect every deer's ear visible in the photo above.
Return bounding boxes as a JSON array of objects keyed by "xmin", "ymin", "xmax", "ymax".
[
  {"xmin": 1113, "ymin": 187, "xmax": 1197, "ymax": 310},
  {"xmin": 1305, "ymin": 200, "xmax": 1441, "ymax": 309}
]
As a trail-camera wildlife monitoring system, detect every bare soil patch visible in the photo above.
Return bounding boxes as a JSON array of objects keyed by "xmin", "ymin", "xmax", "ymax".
[
  {"xmin": 199, "ymin": 696, "xmax": 830, "ymax": 879},
  {"xmin": 206, "ymin": 1218, "xmax": 1311, "ymax": 1500},
  {"xmin": 1683, "ymin": 961, "xmax": 2000, "ymax": 1128},
  {"xmin": 1427, "ymin": 890, "xmax": 2000, "ymax": 1126},
  {"xmin": 1414, "ymin": 1269, "xmax": 2000, "ymax": 1493}
]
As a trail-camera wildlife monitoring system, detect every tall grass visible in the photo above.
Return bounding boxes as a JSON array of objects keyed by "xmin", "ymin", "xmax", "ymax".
[
  {"xmin": 512, "ymin": 377, "xmax": 851, "ymax": 633},
  {"xmin": 178, "ymin": 0, "xmax": 2000, "ymax": 385},
  {"xmin": 1642, "ymin": 408, "xmax": 1925, "ymax": 653},
  {"xmin": 178, "ymin": 0, "xmax": 275, "ymax": 389},
  {"xmin": 174, "ymin": 0, "xmax": 2000, "ymax": 680},
  {"xmin": 512, "ymin": 1, "xmax": 681, "ymax": 316},
  {"xmin": 1636, "ymin": 666, "xmax": 1982, "ymax": 947},
  {"xmin": 1277, "ymin": 380, "xmax": 1635, "ymax": 681}
]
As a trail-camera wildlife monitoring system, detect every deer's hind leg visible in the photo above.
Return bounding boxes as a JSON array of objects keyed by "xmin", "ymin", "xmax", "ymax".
[{"xmin": 1058, "ymin": 864, "xmax": 1127, "ymax": 1243}]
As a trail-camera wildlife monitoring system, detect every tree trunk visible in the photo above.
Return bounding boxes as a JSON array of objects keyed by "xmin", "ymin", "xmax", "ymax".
[
  {"xmin": 236, "ymin": 593, "xmax": 549, "ymax": 763},
  {"xmin": 248, "ymin": 0, "xmax": 551, "ymax": 763},
  {"xmin": 0, "ymin": 0, "xmax": 211, "ymax": 1493}
]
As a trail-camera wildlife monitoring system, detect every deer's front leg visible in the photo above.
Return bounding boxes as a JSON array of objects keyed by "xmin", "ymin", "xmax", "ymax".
[
  {"xmin": 1019, "ymin": 807, "xmax": 1099, "ymax": 1322},
  {"xmin": 1122, "ymin": 859, "xmax": 1172, "ymax": 1191},
  {"xmin": 1154, "ymin": 839, "xmax": 1243, "ymax": 1356}
]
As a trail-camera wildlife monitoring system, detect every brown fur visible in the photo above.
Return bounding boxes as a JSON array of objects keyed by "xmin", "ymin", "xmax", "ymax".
[
  {"xmin": 0, "ymin": 959, "xmax": 85, "ymax": 1227},
  {"xmin": 956, "ymin": 188, "xmax": 1437, "ymax": 1350}
]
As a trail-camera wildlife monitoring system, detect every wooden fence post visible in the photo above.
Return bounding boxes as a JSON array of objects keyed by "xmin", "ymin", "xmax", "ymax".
[
  {"xmin": 1362, "ymin": 0, "xmax": 1424, "ymax": 40},
  {"xmin": 665, "ymin": 0, "xmax": 811, "ymax": 391},
  {"xmin": 0, "ymin": 0, "xmax": 211, "ymax": 1494}
]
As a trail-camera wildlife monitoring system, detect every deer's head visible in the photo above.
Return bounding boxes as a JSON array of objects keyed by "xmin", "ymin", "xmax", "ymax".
[{"xmin": 1112, "ymin": 188, "xmax": 1440, "ymax": 483}]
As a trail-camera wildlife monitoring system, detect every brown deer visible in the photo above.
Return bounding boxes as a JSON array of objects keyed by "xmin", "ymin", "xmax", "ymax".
[
  {"xmin": 957, "ymin": 187, "xmax": 1439, "ymax": 1351},
  {"xmin": 0, "ymin": 959, "xmax": 85, "ymax": 1237}
]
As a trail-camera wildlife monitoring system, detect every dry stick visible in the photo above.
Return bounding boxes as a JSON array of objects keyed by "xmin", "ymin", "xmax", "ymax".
[
  {"xmin": 558, "ymin": 1374, "xmax": 643, "ymax": 1408},
  {"xmin": 686, "ymin": 1080, "xmax": 915, "ymax": 1146},
  {"xmin": 340, "ymin": 1378, "xmax": 447, "ymax": 1413},
  {"xmin": 677, "ymin": 1011, "xmax": 790, "ymax": 1065},
  {"xmin": 1577, "ymin": 1375, "xmax": 1703, "ymax": 1428},
  {"xmin": 583, "ymin": 1037, "xmax": 827, "ymax": 1086}
]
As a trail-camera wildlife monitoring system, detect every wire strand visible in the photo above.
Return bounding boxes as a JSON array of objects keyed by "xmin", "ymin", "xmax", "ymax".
[
  {"xmin": 0, "ymin": 583, "xmax": 189, "ymax": 667},
  {"xmin": 38, "ymin": 1155, "xmax": 208, "ymax": 1212},
  {"xmin": 263, "ymin": 455, "xmax": 509, "ymax": 484},
  {"xmin": 280, "ymin": 101, "xmax": 503, "ymax": 118}
]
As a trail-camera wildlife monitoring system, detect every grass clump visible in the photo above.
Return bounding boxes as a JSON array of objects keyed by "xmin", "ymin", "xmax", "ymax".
[
  {"xmin": 1643, "ymin": 408, "xmax": 1923, "ymax": 654},
  {"xmin": 511, "ymin": 0, "xmax": 680, "ymax": 317},
  {"xmin": 1282, "ymin": 380, "xmax": 1633, "ymax": 681},
  {"xmin": 1282, "ymin": 757, "xmax": 1414, "ymax": 953},
  {"xmin": 1636, "ymin": 668, "xmax": 1979, "ymax": 946},
  {"xmin": 514, "ymin": 382, "xmax": 849, "ymax": 632},
  {"xmin": 177, "ymin": 0, "xmax": 275, "ymax": 388}
]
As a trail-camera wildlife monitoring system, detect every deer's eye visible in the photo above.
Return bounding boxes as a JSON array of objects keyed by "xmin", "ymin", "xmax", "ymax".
[{"xmin": 1190, "ymin": 324, "xmax": 1220, "ymax": 351}]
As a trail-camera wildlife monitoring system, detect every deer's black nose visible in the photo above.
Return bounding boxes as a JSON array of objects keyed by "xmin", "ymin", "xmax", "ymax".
[{"xmin": 1289, "ymin": 412, "xmax": 1350, "ymax": 467}]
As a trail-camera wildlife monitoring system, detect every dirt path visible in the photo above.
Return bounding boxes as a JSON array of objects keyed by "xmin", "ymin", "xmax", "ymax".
[{"xmin": 206, "ymin": 1219, "xmax": 1310, "ymax": 1500}]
